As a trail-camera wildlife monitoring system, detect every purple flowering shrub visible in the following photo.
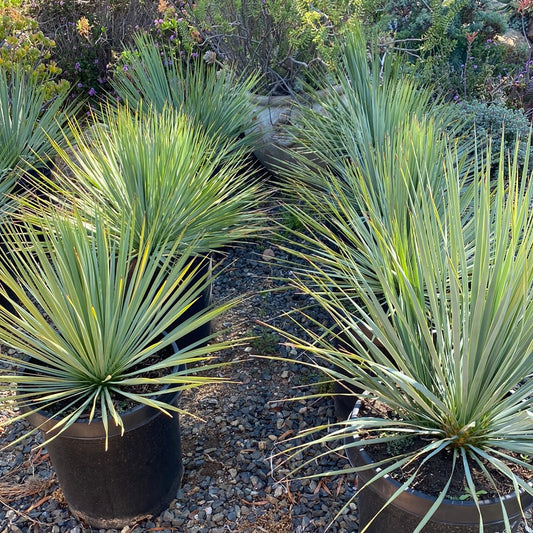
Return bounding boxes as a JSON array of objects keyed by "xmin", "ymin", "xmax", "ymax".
[{"xmin": 26, "ymin": 0, "xmax": 197, "ymax": 103}]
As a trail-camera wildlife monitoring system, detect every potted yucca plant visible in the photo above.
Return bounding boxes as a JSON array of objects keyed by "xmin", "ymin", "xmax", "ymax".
[
  {"xmin": 273, "ymin": 139, "xmax": 533, "ymax": 532},
  {"xmin": 279, "ymin": 26, "xmax": 470, "ymax": 193},
  {"xmin": 0, "ymin": 210, "xmax": 242, "ymax": 528},
  {"xmin": 0, "ymin": 65, "xmax": 75, "ymax": 191},
  {"xmin": 277, "ymin": 124, "xmax": 474, "ymax": 419},
  {"xmin": 43, "ymin": 104, "xmax": 264, "ymax": 257},
  {"xmin": 276, "ymin": 28, "xmax": 475, "ymax": 419},
  {"xmin": 0, "ymin": 65, "xmax": 76, "ymax": 312},
  {"xmin": 31, "ymin": 104, "xmax": 265, "ymax": 348}
]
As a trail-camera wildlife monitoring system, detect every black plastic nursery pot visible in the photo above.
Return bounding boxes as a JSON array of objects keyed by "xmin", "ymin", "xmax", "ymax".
[
  {"xmin": 166, "ymin": 254, "xmax": 213, "ymax": 350},
  {"xmin": 13, "ymin": 164, "xmax": 53, "ymax": 197},
  {"xmin": 333, "ymin": 372, "xmax": 361, "ymax": 422},
  {"xmin": 333, "ymin": 322, "xmax": 387, "ymax": 422},
  {"xmin": 24, "ymin": 363, "xmax": 185, "ymax": 528},
  {"xmin": 345, "ymin": 405, "xmax": 533, "ymax": 533}
]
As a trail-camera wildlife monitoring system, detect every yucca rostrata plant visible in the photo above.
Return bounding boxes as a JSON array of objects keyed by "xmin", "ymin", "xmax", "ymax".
[
  {"xmin": 277, "ymin": 26, "xmax": 475, "ymax": 307},
  {"xmin": 0, "ymin": 65, "xmax": 73, "ymax": 182},
  {"xmin": 0, "ymin": 211, "xmax": 244, "ymax": 527},
  {"xmin": 273, "ymin": 139, "xmax": 533, "ymax": 532},
  {"xmin": 26, "ymin": 103, "xmax": 266, "ymax": 347},
  {"xmin": 111, "ymin": 32, "xmax": 259, "ymax": 152},
  {"xmin": 0, "ymin": 65, "xmax": 76, "ymax": 312},
  {"xmin": 43, "ymin": 104, "xmax": 264, "ymax": 256}
]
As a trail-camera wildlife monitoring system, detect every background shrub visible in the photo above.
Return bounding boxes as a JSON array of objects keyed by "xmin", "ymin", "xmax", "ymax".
[
  {"xmin": 453, "ymin": 99, "xmax": 532, "ymax": 168},
  {"xmin": 358, "ymin": 0, "xmax": 526, "ymax": 102},
  {"xmin": 180, "ymin": 0, "xmax": 358, "ymax": 95},
  {"xmin": 27, "ymin": 0, "xmax": 198, "ymax": 101},
  {"xmin": 0, "ymin": 0, "xmax": 67, "ymax": 97}
]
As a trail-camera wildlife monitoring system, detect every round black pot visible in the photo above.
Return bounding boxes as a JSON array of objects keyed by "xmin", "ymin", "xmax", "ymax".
[
  {"xmin": 166, "ymin": 254, "xmax": 213, "ymax": 350},
  {"xmin": 13, "ymin": 163, "xmax": 53, "ymax": 198},
  {"xmin": 333, "ymin": 377, "xmax": 361, "ymax": 422},
  {"xmin": 24, "ymin": 360, "xmax": 185, "ymax": 528},
  {"xmin": 345, "ymin": 404, "xmax": 533, "ymax": 532},
  {"xmin": 332, "ymin": 322, "xmax": 387, "ymax": 422}
]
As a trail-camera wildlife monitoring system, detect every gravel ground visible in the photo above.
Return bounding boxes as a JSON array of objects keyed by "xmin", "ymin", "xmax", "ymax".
[
  {"xmin": 1, "ymin": 200, "xmax": 532, "ymax": 533},
  {"xmin": 0, "ymin": 211, "xmax": 361, "ymax": 533}
]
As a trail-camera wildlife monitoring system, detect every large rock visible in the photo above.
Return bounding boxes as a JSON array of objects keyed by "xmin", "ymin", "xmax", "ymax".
[{"xmin": 496, "ymin": 29, "xmax": 529, "ymax": 50}]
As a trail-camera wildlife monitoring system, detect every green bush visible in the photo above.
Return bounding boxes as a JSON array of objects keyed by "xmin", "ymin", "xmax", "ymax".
[
  {"xmin": 181, "ymin": 0, "xmax": 358, "ymax": 95},
  {"xmin": 357, "ymin": 0, "xmax": 524, "ymax": 102},
  {"xmin": 0, "ymin": 0, "xmax": 67, "ymax": 98},
  {"xmin": 454, "ymin": 99, "xmax": 532, "ymax": 168}
]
